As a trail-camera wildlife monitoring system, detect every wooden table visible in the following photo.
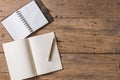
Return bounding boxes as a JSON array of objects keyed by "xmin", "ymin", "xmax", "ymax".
[{"xmin": 0, "ymin": 0, "xmax": 120, "ymax": 80}]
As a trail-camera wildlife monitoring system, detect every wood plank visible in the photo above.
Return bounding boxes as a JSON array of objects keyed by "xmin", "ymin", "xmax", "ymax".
[
  {"xmin": 1, "ymin": 0, "xmax": 120, "ymax": 19},
  {"xmin": 38, "ymin": 0, "xmax": 120, "ymax": 18},
  {"xmin": 0, "ymin": 53, "xmax": 120, "ymax": 80},
  {"xmin": 33, "ymin": 18, "xmax": 120, "ymax": 54},
  {"xmin": 1, "ymin": 18, "xmax": 120, "ymax": 53}
]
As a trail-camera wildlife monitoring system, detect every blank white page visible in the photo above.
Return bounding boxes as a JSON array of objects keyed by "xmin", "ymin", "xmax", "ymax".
[
  {"xmin": 28, "ymin": 32, "xmax": 62, "ymax": 75},
  {"xmin": 19, "ymin": 0, "xmax": 48, "ymax": 31},
  {"xmin": 3, "ymin": 40, "xmax": 36, "ymax": 80},
  {"xmin": 1, "ymin": 0, "xmax": 48, "ymax": 40},
  {"xmin": 1, "ymin": 12, "xmax": 30, "ymax": 40}
]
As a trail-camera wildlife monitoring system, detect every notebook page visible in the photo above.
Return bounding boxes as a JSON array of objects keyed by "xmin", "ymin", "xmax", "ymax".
[
  {"xmin": 1, "ymin": 12, "xmax": 30, "ymax": 40},
  {"xmin": 19, "ymin": 0, "xmax": 48, "ymax": 32},
  {"xmin": 28, "ymin": 32, "xmax": 62, "ymax": 75},
  {"xmin": 3, "ymin": 40, "xmax": 36, "ymax": 80}
]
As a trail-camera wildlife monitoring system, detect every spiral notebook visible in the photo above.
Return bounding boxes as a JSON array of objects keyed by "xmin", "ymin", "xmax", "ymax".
[
  {"xmin": 3, "ymin": 32, "xmax": 62, "ymax": 80},
  {"xmin": 1, "ymin": 0, "xmax": 49, "ymax": 40}
]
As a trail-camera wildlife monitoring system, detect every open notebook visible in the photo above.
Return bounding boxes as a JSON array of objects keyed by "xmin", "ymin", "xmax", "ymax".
[
  {"xmin": 1, "ymin": 0, "xmax": 49, "ymax": 40},
  {"xmin": 3, "ymin": 32, "xmax": 62, "ymax": 80}
]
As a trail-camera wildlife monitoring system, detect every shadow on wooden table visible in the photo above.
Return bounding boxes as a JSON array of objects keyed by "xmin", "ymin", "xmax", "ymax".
[
  {"xmin": 24, "ymin": 70, "xmax": 63, "ymax": 80},
  {"xmin": 35, "ymin": 0, "xmax": 53, "ymax": 23}
]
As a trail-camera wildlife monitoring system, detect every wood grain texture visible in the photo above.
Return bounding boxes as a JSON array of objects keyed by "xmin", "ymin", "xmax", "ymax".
[
  {"xmin": 0, "ymin": 53, "xmax": 120, "ymax": 80},
  {"xmin": 0, "ymin": 0, "xmax": 120, "ymax": 53},
  {"xmin": 41, "ymin": 0, "xmax": 120, "ymax": 18},
  {"xmin": 0, "ymin": 0, "xmax": 120, "ymax": 80}
]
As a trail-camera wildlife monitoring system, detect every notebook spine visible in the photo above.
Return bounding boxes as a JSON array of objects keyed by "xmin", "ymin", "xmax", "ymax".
[{"xmin": 16, "ymin": 11, "xmax": 33, "ymax": 33}]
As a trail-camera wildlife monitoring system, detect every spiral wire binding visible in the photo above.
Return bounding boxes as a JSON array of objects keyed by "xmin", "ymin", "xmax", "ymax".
[{"xmin": 16, "ymin": 11, "xmax": 33, "ymax": 33}]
